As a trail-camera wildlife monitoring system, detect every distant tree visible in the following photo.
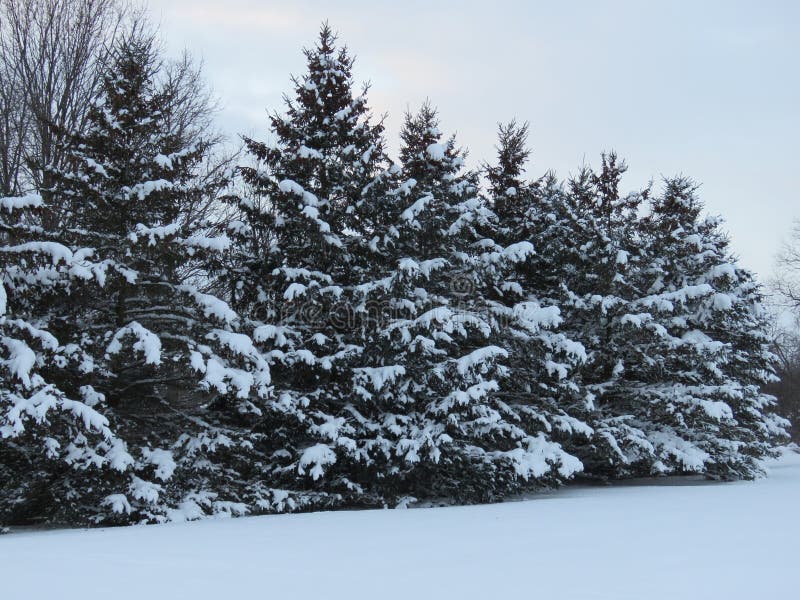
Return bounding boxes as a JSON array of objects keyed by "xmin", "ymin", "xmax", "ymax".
[
  {"xmin": 0, "ymin": 0, "xmax": 222, "ymax": 224},
  {"xmin": 766, "ymin": 325, "xmax": 800, "ymax": 442},
  {"xmin": 771, "ymin": 221, "xmax": 800, "ymax": 440},
  {"xmin": 775, "ymin": 221, "xmax": 800, "ymax": 315},
  {"xmin": 0, "ymin": 59, "xmax": 25, "ymax": 196}
]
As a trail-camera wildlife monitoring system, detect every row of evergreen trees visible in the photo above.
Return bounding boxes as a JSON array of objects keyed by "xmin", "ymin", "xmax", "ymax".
[{"xmin": 0, "ymin": 25, "xmax": 788, "ymax": 526}]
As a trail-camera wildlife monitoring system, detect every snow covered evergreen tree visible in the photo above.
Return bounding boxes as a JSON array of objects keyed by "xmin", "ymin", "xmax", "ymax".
[
  {"xmin": 505, "ymin": 152, "xmax": 662, "ymax": 478},
  {"xmin": 480, "ymin": 121, "xmax": 592, "ymax": 477},
  {"xmin": 634, "ymin": 177, "xmax": 789, "ymax": 478},
  {"xmin": 15, "ymin": 34, "xmax": 278, "ymax": 524},
  {"xmin": 229, "ymin": 24, "xmax": 391, "ymax": 504},
  {"xmin": 0, "ymin": 190, "xmax": 135, "ymax": 524},
  {"xmin": 347, "ymin": 107, "xmax": 583, "ymax": 504},
  {"xmin": 566, "ymin": 156, "xmax": 659, "ymax": 477}
]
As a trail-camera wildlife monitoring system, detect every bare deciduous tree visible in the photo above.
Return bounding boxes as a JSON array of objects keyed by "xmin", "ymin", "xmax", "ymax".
[
  {"xmin": 769, "ymin": 221, "xmax": 800, "ymax": 440},
  {"xmin": 766, "ymin": 324, "xmax": 800, "ymax": 441},
  {"xmin": 0, "ymin": 0, "xmax": 142, "ymax": 196},
  {"xmin": 0, "ymin": 0, "xmax": 232, "ymax": 236},
  {"xmin": 775, "ymin": 220, "xmax": 800, "ymax": 314},
  {"xmin": 0, "ymin": 54, "xmax": 26, "ymax": 196},
  {"xmin": 157, "ymin": 48, "xmax": 239, "ymax": 226}
]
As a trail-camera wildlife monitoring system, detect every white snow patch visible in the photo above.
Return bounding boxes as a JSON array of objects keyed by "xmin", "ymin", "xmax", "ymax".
[
  {"xmin": 106, "ymin": 322, "xmax": 161, "ymax": 365},
  {"xmin": 1, "ymin": 193, "xmax": 43, "ymax": 212},
  {"xmin": 455, "ymin": 346, "xmax": 507, "ymax": 375},
  {"xmin": 298, "ymin": 443, "xmax": 336, "ymax": 480},
  {"xmin": 5, "ymin": 453, "xmax": 799, "ymax": 599},
  {"xmin": 426, "ymin": 143, "xmax": 446, "ymax": 161}
]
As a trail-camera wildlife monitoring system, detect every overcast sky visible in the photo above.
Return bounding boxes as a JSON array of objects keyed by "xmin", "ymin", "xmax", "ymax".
[{"xmin": 149, "ymin": 0, "xmax": 799, "ymax": 281}]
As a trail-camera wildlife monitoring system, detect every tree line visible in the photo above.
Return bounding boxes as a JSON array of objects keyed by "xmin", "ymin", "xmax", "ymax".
[{"xmin": 0, "ymin": 1, "xmax": 791, "ymax": 526}]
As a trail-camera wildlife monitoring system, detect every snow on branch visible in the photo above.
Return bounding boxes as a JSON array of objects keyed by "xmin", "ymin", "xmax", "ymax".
[{"xmin": 106, "ymin": 322, "xmax": 162, "ymax": 365}]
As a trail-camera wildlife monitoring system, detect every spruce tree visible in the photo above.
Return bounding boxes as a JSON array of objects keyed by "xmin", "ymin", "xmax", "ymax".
[
  {"xmin": 0, "ymin": 191, "xmax": 138, "ymax": 525},
  {"xmin": 230, "ymin": 24, "xmax": 390, "ymax": 504},
  {"xmin": 30, "ymin": 34, "xmax": 274, "ymax": 523},
  {"xmin": 636, "ymin": 178, "xmax": 789, "ymax": 478},
  {"xmin": 481, "ymin": 121, "xmax": 592, "ymax": 478},
  {"xmin": 513, "ymin": 153, "xmax": 661, "ymax": 478},
  {"xmin": 348, "ymin": 106, "xmax": 583, "ymax": 504}
]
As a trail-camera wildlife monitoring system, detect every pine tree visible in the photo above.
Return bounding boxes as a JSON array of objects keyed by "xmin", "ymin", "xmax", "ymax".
[
  {"xmin": 510, "ymin": 153, "xmax": 662, "ymax": 478},
  {"xmin": 481, "ymin": 121, "xmax": 592, "ymax": 481},
  {"xmin": 636, "ymin": 177, "xmax": 789, "ymax": 478},
  {"xmin": 229, "ymin": 24, "xmax": 391, "ymax": 504},
  {"xmin": 27, "ymin": 34, "xmax": 274, "ymax": 523},
  {"xmin": 347, "ymin": 106, "xmax": 583, "ymax": 505},
  {"xmin": 0, "ymin": 191, "xmax": 136, "ymax": 525}
]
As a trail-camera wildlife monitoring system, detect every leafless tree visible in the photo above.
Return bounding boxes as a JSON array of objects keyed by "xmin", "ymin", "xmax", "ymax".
[
  {"xmin": 1, "ymin": 0, "xmax": 233, "ymax": 298},
  {"xmin": 768, "ymin": 221, "xmax": 800, "ymax": 441},
  {"xmin": 0, "ymin": 0, "xmax": 143, "ymax": 196},
  {"xmin": 766, "ymin": 323, "xmax": 800, "ymax": 442},
  {"xmin": 160, "ymin": 51, "xmax": 221, "ymax": 149},
  {"xmin": 156, "ymin": 48, "xmax": 240, "ymax": 227},
  {"xmin": 0, "ymin": 0, "xmax": 232, "ymax": 227},
  {"xmin": 0, "ymin": 54, "xmax": 26, "ymax": 196},
  {"xmin": 775, "ymin": 220, "xmax": 800, "ymax": 315}
]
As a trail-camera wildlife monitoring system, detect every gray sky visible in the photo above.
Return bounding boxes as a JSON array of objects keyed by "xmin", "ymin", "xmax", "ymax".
[{"xmin": 150, "ymin": 0, "xmax": 799, "ymax": 281}]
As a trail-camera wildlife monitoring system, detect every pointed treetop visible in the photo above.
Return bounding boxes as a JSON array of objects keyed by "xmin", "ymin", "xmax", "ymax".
[
  {"xmin": 486, "ymin": 120, "xmax": 530, "ymax": 197},
  {"xmin": 302, "ymin": 20, "xmax": 351, "ymax": 75},
  {"xmin": 399, "ymin": 101, "xmax": 466, "ymax": 187},
  {"xmin": 260, "ymin": 21, "xmax": 385, "ymax": 171},
  {"xmin": 315, "ymin": 20, "xmax": 338, "ymax": 55},
  {"xmin": 486, "ymin": 120, "xmax": 531, "ymax": 225},
  {"xmin": 282, "ymin": 22, "xmax": 360, "ymax": 129},
  {"xmin": 567, "ymin": 151, "xmax": 645, "ymax": 221},
  {"xmin": 652, "ymin": 176, "xmax": 702, "ymax": 220},
  {"xmin": 98, "ymin": 30, "xmax": 160, "ymax": 113},
  {"xmin": 594, "ymin": 151, "xmax": 626, "ymax": 213}
]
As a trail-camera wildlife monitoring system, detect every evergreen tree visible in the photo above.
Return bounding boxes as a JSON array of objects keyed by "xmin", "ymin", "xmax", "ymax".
[
  {"xmin": 348, "ymin": 106, "xmax": 582, "ymax": 504},
  {"xmin": 510, "ymin": 153, "xmax": 660, "ymax": 478},
  {"xmin": 636, "ymin": 178, "xmax": 789, "ymax": 478},
  {"xmin": 570, "ymin": 156, "xmax": 658, "ymax": 477},
  {"xmin": 481, "ymin": 121, "xmax": 592, "ymax": 480},
  {"xmin": 229, "ymin": 24, "xmax": 390, "ymax": 504},
  {"xmin": 26, "ymin": 34, "xmax": 275, "ymax": 523},
  {"xmin": 0, "ymin": 192, "xmax": 135, "ymax": 525}
]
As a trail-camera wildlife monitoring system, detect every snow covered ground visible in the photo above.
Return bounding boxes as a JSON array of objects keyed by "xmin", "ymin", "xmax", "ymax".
[{"xmin": 3, "ymin": 450, "xmax": 799, "ymax": 600}]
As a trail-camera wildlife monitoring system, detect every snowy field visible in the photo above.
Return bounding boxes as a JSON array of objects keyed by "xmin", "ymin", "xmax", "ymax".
[{"xmin": 2, "ymin": 451, "xmax": 798, "ymax": 600}]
